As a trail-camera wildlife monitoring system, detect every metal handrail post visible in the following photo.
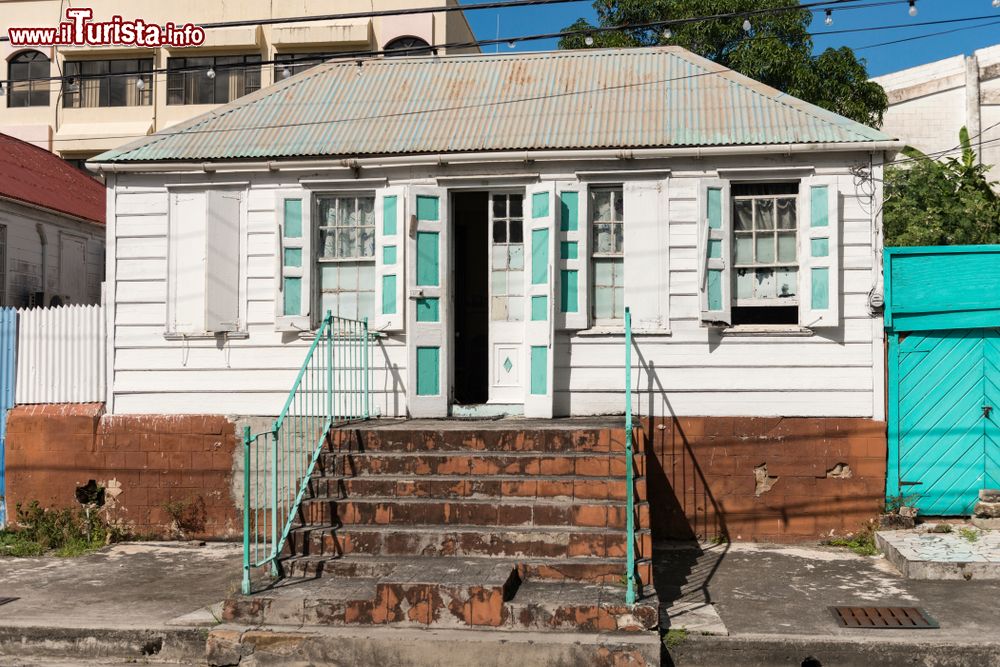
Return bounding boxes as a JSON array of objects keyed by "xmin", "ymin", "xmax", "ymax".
[
  {"xmin": 241, "ymin": 426, "xmax": 251, "ymax": 595},
  {"xmin": 625, "ymin": 307, "xmax": 636, "ymax": 606},
  {"xmin": 363, "ymin": 318, "xmax": 370, "ymax": 419}
]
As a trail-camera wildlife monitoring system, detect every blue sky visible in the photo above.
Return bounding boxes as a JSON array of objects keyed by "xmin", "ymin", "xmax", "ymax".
[{"xmin": 459, "ymin": 0, "xmax": 1000, "ymax": 76}]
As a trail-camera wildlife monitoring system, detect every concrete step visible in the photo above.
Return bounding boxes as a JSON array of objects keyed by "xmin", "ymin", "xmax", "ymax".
[
  {"xmin": 280, "ymin": 554, "xmax": 654, "ymax": 586},
  {"xmin": 329, "ymin": 424, "xmax": 637, "ymax": 454},
  {"xmin": 321, "ymin": 450, "xmax": 646, "ymax": 478},
  {"xmin": 307, "ymin": 474, "xmax": 647, "ymax": 502},
  {"xmin": 224, "ymin": 557, "xmax": 658, "ymax": 633},
  {"xmin": 296, "ymin": 496, "xmax": 651, "ymax": 529},
  {"xmin": 285, "ymin": 524, "xmax": 653, "ymax": 560}
]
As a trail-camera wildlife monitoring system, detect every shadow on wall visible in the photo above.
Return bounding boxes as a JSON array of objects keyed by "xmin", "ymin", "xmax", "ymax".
[{"xmin": 632, "ymin": 351, "xmax": 887, "ymax": 544}]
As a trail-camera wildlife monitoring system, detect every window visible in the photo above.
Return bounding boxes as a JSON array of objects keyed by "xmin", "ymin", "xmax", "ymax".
[
  {"xmin": 7, "ymin": 51, "xmax": 50, "ymax": 107},
  {"xmin": 732, "ymin": 183, "xmax": 798, "ymax": 325},
  {"xmin": 274, "ymin": 53, "xmax": 337, "ymax": 81},
  {"xmin": 591, "ymin": 187, "xmax": 625, "ymax": 321},
  {"xmin": 491, "ymin": 193, "xmax": 525, "ymax": 321},
  {"xmin": 63, "ymin": 59, "xmax": 152, "ymax": 108},
  {"xmin": 167, "ymin": 55, "xmax": 260, "ymax": 105},
  {"xmin": 384, "ymin": 36, "xmax": 433, "ymax": 56},
  {"xmin": 317, "ymin": 194, "xmax": 376, "ymax": 321}
]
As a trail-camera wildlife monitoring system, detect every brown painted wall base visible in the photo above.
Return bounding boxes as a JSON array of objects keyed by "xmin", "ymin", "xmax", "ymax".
[
  {"xmin": 5, "ymin": 405, "xmax": 239, "ymax": 539},
  {"xmin": 644, "ymin": 417, "xmax": 887, "ymax": 543}
]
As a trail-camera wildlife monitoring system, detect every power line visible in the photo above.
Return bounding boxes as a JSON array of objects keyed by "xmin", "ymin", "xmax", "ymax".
[{"xmin": 856, "ymin": 17, "xmax": 1000, "ymax": 50}]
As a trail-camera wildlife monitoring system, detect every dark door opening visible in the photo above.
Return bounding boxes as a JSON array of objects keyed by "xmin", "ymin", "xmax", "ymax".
[{"xmin": 452, "ymin": 192, "xmax": 489, "ymax": 405}]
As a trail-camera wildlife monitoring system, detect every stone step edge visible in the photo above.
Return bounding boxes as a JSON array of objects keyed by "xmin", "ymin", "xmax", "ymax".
[
  {"xmin": 280, "ymin": 554, "xmax": 654, "ymax": 567},
  {"xmin": 308, "ymin": 474, "xmax": 648, "ymax": 483},
  {"xmin": 289, "ymin": 524, "xmax": 653, "ymax": 537},
  {"xmin": 299, "ymin": 496, "xmax": 650, "ymax": 508},
  {"xmin": 327, "ymin": 451, "xmax": 645, "ymax": 458}
]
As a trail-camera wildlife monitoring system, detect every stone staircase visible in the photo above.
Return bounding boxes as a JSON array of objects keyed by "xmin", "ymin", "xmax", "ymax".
[{"xmin": 224, "ymin": 419, "xmax": 658, "ymax": 639}]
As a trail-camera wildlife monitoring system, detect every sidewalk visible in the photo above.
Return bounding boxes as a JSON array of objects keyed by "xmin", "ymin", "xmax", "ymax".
[
  {"xmin": 0, "ymin": 542, "xmax": 242, "ymax": 664},
  {"xmin": 656, "ymin": 541, "xmax": 1000, "ymax": 666}
]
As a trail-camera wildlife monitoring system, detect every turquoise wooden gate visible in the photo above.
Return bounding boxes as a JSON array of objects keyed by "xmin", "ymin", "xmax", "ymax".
[{"xmin": 886, "ymin": 247, "xmax": 1000, "ymax": 515}]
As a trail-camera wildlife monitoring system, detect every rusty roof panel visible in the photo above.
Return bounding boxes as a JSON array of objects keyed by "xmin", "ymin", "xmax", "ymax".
[{"xmin": 93, "ymin": 47, "xmax": 891, "ymax": 163}]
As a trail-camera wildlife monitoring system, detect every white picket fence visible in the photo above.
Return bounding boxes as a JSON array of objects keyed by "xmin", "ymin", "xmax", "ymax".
[{"xmin": 14, "ymin": 305, "xmax": 106, "ymax": 404}]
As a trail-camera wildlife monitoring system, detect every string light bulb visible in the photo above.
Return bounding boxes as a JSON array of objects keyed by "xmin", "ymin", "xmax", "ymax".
[
  {"xmin": 993, "ymin": 0, "xmax": 999, "ymax": 8},
  {"xmin": 824, "ymin": 9, "xmax": 833, "ymax": 26},
  {"xmin": 742, "ymin": 19, "xmax": 752, "ymax": 32},
  {"xmin": 507, "ymin": 41, "xmax": 516, "ymax": 49},
  {"xmin": 281, "ymin": 67, "xmax": 291, "ymax": 79},
  {"xmin": 206, "ymin": 67, "xmax": 216, "ymax": 79},
  {"xmin": 908, "ymin": 0, "xmax": 917, "ymax": 16},
  {"xmin": 135, "ymin": 78, "xmax": 145, "ymax": 90},
  {"xmin": 0, "ymin": 81, "xmax": 4, "ymax": 96},
  {"xmin": 66, "ymin": 76, "xmax": 78, "ymax": 92},
  {"xmin": 663, "ymin": 27, "xmax": 672, "ymax": 40},
  {"xmin": 584, "ymin": 35, "xmax": 594, "ymax": 46}
]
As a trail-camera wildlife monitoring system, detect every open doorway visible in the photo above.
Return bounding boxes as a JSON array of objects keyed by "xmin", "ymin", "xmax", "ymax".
[{"xmin": 452, "ymin": 192, "xmax": 489, "ymax": 405}]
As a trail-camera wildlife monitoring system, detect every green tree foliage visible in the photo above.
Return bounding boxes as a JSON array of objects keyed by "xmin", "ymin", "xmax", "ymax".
[
  {"xmin": 884, "ymin": 128, "xmax": 1000, "ymax": 247},
  {"xmin": 558, "ymin": 0, "xmax": 888, "ymax": 127}
]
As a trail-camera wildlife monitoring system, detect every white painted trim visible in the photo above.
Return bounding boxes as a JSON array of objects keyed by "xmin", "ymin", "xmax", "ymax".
[
  {"xmin": 575, "ymin": 169, "xmax": 671, "ymax": 180},
  {"xmin": 717, "ymin": 166, "xmax": 815, "ymax": 179}
]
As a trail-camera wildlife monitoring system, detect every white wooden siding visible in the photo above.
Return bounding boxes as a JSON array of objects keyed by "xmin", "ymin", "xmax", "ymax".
[{"xmin": 109, "ymin": 157, "xmax": 883, "ymax": 418}]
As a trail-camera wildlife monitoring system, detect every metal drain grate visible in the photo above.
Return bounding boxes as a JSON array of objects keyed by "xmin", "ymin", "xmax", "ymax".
[{"xmin": 830, "ymin": 606, "xmax": 938, "ymax": 629}]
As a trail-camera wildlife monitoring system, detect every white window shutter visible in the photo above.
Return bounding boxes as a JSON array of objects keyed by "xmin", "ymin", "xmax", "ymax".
[
  {"xmin": 799, "ymin": 177, "xmax": 841, "ymax": 328},
  {"xmin": 374, "ymin": 186, "xmax": 407, "ymax": 332},
  {"xmin": 167, "ymin": 190, "xmax": 207, "ymax": 335},
  {"xmin": 555, "ymin": 181, "xmax": 589, "ymax": 331},
  {"xmin": 204, "ymin": 190, "xmax": 242, "ymax": 332},
  {"xmin": 698, "ymin": 179, "xmax": 732, "ymax": 326},
  {"xmin": 624, "ymin": 179, "xmax": 669, "ymax": 332},
  {"xmin": 274, "ymin": 191, "xmax": 312, "ymax": 332}
]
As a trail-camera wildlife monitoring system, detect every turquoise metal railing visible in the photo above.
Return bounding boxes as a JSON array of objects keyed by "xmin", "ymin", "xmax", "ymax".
[
  {"xmin": 624, "ymin": 306, "xmax": 636, "ymax": 605},
  {"xmin": 241, "ymin": 312, "xmax": 371, "ymax": 595}
]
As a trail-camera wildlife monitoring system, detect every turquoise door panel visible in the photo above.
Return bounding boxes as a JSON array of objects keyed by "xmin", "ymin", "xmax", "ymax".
[
  {"xmin": 897, "ymin": 329, "xmax": 992, "ymax": 515},
  {"xmin": 984, "ymin": 330, "xmax": 1000, "ymax": 494}
]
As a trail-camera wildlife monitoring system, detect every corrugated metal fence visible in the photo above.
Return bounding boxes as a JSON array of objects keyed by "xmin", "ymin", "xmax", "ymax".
[{"xmin": 14, "ymin": 305, "xmax": 106, "ymax": 404}]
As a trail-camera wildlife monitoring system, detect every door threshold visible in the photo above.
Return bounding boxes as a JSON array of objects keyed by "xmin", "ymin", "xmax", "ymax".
[{"xmin": 450, "ymin": 404, "xmax": 524, "ymax": 418}]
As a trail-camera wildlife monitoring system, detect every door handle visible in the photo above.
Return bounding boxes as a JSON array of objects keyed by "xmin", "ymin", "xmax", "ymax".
[{"xmin": 984, "ymin": 406, "xmax": 993, "ymax": 419}]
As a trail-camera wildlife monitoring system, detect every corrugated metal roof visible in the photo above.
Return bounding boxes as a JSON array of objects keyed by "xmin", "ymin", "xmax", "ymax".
[
  {"xmin": 0, "ymin": 133, "xmax": 106, "ymax": 224},
  {"xmin": 93, "ymin": 47, "xmax": 891, "ymax": 163}
]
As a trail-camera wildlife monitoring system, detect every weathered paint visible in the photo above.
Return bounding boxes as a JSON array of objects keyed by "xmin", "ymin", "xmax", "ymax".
[
  {"xmin": 531, "ymin": 228, "xmax": 549, "ymax": 286},
  {"xmin": 560, "ymin": 242, "xmax": 578, "ymax": 260},
  {"xmin": 530, "ymin": 345, "xmax": 547, "ymax": 396},
  {"xmin": 811, "ymin": 238, "xmax": 829, "ymax": 257},
  {"xmin": 707, "ymin": 270, "xmax": 723, "ymax": 312},
  {"xmin": 416, "ymin": 347, "xmax": 440, "ymax": 396},
  {"xmin": 416, "ymin": 231, "xmax": 439, "ymax": 286},
  {"xmin": 560, "ymin": 270, "xmax": 578, "ymax": 313},
  {"xmin": 416, "ymin": 297, "xmax": 439, "ymax": 322},
  {"xmin": 284, "ymin": 199, "xmax": 302, "ymax": 238},
  {"xmin": 810, "ymin": 186, "xmax": 829, "ymax": 228},
  {"xmin": 283, "ymin": 248, "xmax": 302, "ymax": 267},
  {"xmin": 94, "ymin": 49, "xmax": 889, "ymax": 164},
  {"xmin": 532, "ymin": 192, "xmax": 549, "ymax": 219},
  {"xmin": 531, "ymin": 296, "xmax": 547, "ymax": 321},
  {"xmin": 0, "ymin": 308, "xmax": 16, "ymax": 526},
  {"xmin": 707, "ymin": 189, "xmax": 722, "ymax": 229},
  {"xmin": 416, "ymin": 195, "xmax": 439, "ymax": 222},
  {"xmin": 811, "ymin": 268, "xmax": 829, "ymax": 310},
  {"xmin": 382, "ymin": 195, "xmax": 398, "ymax": 235},
  {"xmin": 382, "ymin": 246, "xmax": 397, "ymax": 265},
  {"xmin": 559, "ymin": 191, "xmax": 579, "ymax": 232},
  {"xmin": 707, "ymin": 238, "xmax": 721, "ymax": 259},
  {"xmin": 381, "ymin": 275, "xmax": 397, "ymax": 315},
  {"xmin": 283, "ymin": 277, "xmax": 301, "ymax": 316}
]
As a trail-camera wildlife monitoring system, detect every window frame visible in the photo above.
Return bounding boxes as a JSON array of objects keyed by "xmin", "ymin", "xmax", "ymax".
[
  {"xmin": 589, "ymin": 185, "xmax": 626, "ymax": 324},
  {"xmin": 166, "ymin": 54, "xmax": 261, "ymax": 106},
  {"xmin": 274, "ymin": 52, "xmax": 338, "ymax": 81},
  {"xmin": 313, "ymin": 191, "xmax": 377, "ymax": 324},
  {"xmin": 6, "ymin": 50, "xmax": 51, "ymax": 108},
  {"xmin": 62, "ymin": 57, "xmax": 153, "ymax": 108},
  {"xmin": 489, "ymin": 191, "xmax": 526, "ymax": 323},
  {"xmin": 731, "ymin": 184, "xmax": 800, "ymax": 308}
]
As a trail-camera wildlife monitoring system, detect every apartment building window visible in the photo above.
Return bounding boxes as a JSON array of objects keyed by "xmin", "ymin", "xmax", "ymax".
[
  {"xmin": 274, "ymin": 53, "xmax": 337, "ymax": 81},
  {"xmin": 317, "ymin": 194, "xmax": 376, "ymax": 321},
  {"xmin": 591, "ymin": 187, "xmax": 625, "ymax": 321},
  {"xmin": 166, "ymin": 55, "xmax": 260, "ymax": 105},
  {"xmin": 7, "ymin": 51, "xmax": 50, "ymax": 107},
  {"xmin": 384, "ymin": 36, "xmax": 433, "ymax": 56},
  {"xmin": 63, "ymin": 59, "xmax": 153, "ymax": 108}
]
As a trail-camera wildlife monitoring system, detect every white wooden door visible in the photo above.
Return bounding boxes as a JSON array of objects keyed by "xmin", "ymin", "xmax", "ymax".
[
  {"xmin": 487, "ymin": 191, "xmax": 526, "ymax": 404},
  {"xmin": 523, "ymin": 183, "xmax": 557, "ymax": 418},
  {"xmin": 406, "ymin": 186, "xmax": 450, "ymax": 418}
]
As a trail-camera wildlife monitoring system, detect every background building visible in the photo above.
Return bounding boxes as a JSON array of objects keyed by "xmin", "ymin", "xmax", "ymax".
[
  {"xmin": 873, "ymin": 43, "xmax": 1000, "ymax": 171},
  {"xmin": 0, "ymin": 0, "xmax": 477, "ymax": 167}
]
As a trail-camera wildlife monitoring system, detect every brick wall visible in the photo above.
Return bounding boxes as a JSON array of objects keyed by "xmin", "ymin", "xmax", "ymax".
[
  {"xmin": 644, "ymin": 417, "xmax": 887, "ymax": 543},
  {"xmin": 5, "ymin": 405, "xmax": 240, "ymax": 539}
]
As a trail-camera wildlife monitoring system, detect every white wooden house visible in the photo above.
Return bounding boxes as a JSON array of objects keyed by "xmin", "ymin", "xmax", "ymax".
[
  {"xmin": 0, "ymin": 133, "xmax": 105, "ymax": 308},
  {"xmin": 90, "ymin": 48, "xmax": 899, "ymax": 421}
]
